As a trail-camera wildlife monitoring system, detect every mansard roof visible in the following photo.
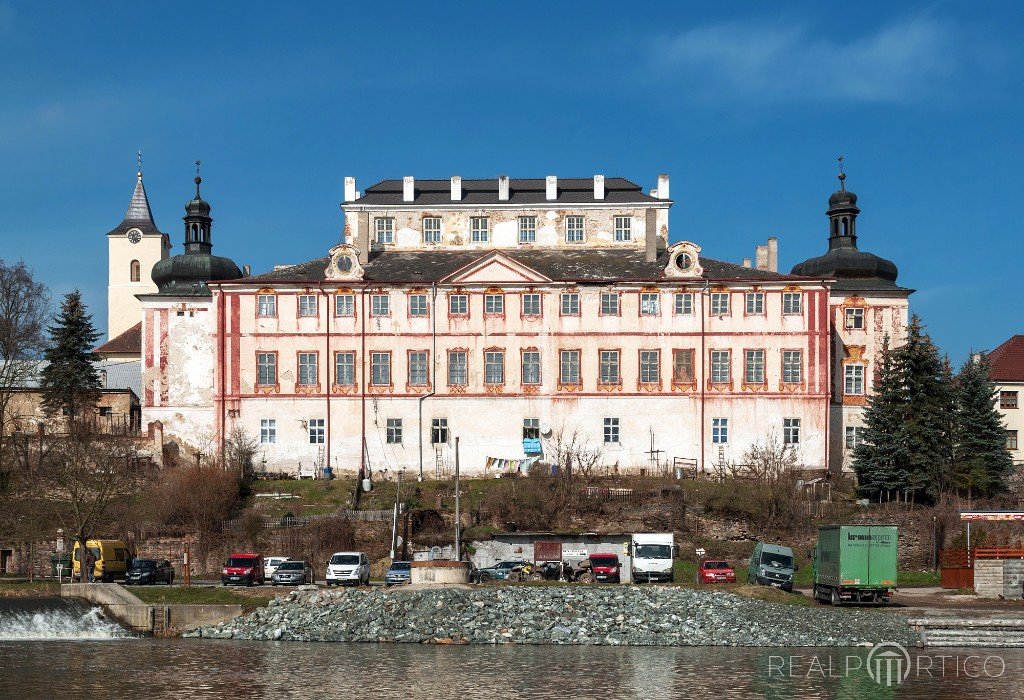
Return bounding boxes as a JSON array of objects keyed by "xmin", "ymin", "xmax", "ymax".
[
  {"xmin": 988, "ymin": 335, "xmax": 1024, "ymax": 383},
  {"xmin": 240, "ymin": 248, "xmax": 809, "ymax": 286},
  {"xmin": 352, "ymin": 178, "xmax": 664, "ymax": 207}
]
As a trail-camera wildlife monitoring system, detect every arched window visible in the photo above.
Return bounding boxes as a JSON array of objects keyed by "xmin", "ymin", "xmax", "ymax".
[
  {"xmin": 130, "ymin": 259, "xmax": 141, "ymax": 282},
  {"xmin": 191, "ymin": 223, "xmax": 199, "ymax": 240},
  {"xmin": 841, "ymin": 218, "xmax": 849, "ymax": 236}
]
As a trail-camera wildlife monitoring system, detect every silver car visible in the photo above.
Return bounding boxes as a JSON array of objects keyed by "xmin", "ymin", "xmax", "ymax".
[{"xmin": 271, "ymin": 560, "xmax": 314, "ymax": 586}]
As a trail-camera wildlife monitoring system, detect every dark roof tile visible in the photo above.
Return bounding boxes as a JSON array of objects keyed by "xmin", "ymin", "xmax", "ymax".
[{"xmin": 353, "ymin": 177, "xmax": 663, "ymax": 207}]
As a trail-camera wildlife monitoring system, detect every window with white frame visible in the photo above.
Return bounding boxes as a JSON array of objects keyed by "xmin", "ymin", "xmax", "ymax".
[
  {"xmin": 431, "ymin": 418, "xmax": 449, "ymax": 444},
  {"xmin": 603, "ymin": 417, "xmax": 620, "ymax": 443},
  {"xmin": 561, "ymin": 292, "xmax": 579, "ymax": 316},
  {"xmin": 640, "ymin": 292, "xmax": 660, "ymax": 315},
  {"xmin": 673, "ymin": 349, "xmax": 695, "ymax": 383},
  {"xmin": 521, "ymin": 351, "xmax": 541, "ymax": 385},
  {"xmin": 335, "ymin": 352, "xmax": 355, "ymax": 386},
  {"xmin": 783, "ymin": 418, "xmax": 801, "ymax": 445},
  {"xmin": 613, "ymin": 216, "xmax": 631, "ymax": 242},
  {"xmin": 257, "ymin": 353, "xmax": 277, "ymax": 386},
  {"xmin": 375, "ymin": 217, "xmax": 394, "ymax": 244},
  {"xmin": 485, "ymin": 350, "xmax": 505, "ymax": 384},
  {"xmin": 449, "ymin": 294, "xmax": 468, "ymax": 315},
  {"xmin": 260, "ymin": 419, "xmax": 276, "ymax": 444},
  {"xmin": 782, "ymin": 350, "xmax": 803, "ymax": 384},
  {"xmin": 257, "ymin": 294, "xmax": 276, "ymax": 317},
  {"xmin": 560, "ymin": 350, "xmax": 581, "ymax": 384},
  {"xmin": 710, "ymin": 292, "xmax": 730, "ymax": 315},
  {"xmin": 845, "ymin": 307, "xmax": 865, "ymax": 330},
  {"xmin": 600, "ymin": 291, "xmax": 620, "ymax": 315},
  {"xmin": 712, "ymin": 418, "xmax": 728, "ymax": 443},
  {"xmin": 386, "ymin": 418, "xmax": 402, "ymax": 444},
  {"xmin": 518, "ymin": 216, "xmax": 536, "ymax": 243},
  {"xmin": 371, "ymin": 294, "xmax": 390, "ymax": 316},
  {"xmin": 408, "ymin": 351, "xmax": 429, "ymax": 386},
  {"xmin": 674, "ymin": 292, "xmax": 693, "ymax": 315},
  {"xmin": 600, "ymin": 350, "xmax": 620, "ymax": 384},
  {"xmin": 744, "ymin": 349, "xmax": 765, "ymax": 384},
  {"xmin": 844, "ymin": 364, "xmax": 865, "ymax": 395},
  {"xmin": 409, "ymin": 294, "xmax": 429, "ymax": 317},
  {"xmin": 471, "ymin": 216, "xmax": 489, "ymax": 243},
  {"xmin": 523, "ymin": 418, "xmax": 540, "ymax": 440},
  {"xmin": 423, "ymin": 217, "xmax": 442, "ymax": 244},
  {"xmin": 298, "ymin": 352, "xmax": 318, "ymax": 385},
  {"xmin": 711, "ymin": 350, "xmax": 730, "ymax": 383},
  {"xmin": 484, "ymin": 294, "xmax": 504, "ymax": 314},
  {"xmin": 298, "ymin": 295, "xmax": 317, "ymax": 317},
  {"xmin": 335, "ymin": 294, "xmax": 354, "ymax": 316},
  {"xmin": 522, "ymin": 293, "xmax": 541, "ymax": 316},
  {"xmin": 448, "ymin": 350, "xmax": 467, "ymax": 386},
  {"xmin": 745, "ymin": 292, "xmax": 765, "ymax": 315},
  {"xmin": 565, "ymin": 216, "xmax": 584, "ymax": 243},
  {"xmin": 783, "ymin": 292, "xmax": 802, "ymax": 315},
  {"xmin": 640, "ymin": 350, "xmax": 660, "ymax": 383},
  {"xmin": 371, "ymin": 352, "xmax": 391, "ymax": 386},
  {"xmin": 308, "ymin": 418, "xmax": 325, "ymax": 444},
  {"xmin": 845, "ymin": 426, "xmax": 866, "ymax": 449}
]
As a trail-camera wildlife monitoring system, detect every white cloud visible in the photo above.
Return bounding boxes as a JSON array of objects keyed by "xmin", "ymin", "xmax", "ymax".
[{"xmin": 652, "ymin": 16, "xmax": 960, "ymax": 103}]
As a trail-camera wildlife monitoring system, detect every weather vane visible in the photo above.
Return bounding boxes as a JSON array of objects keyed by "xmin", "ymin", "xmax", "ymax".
[
  {"xmin": 837, "ymin": 155, "xmax": 846, "ymax": 189},
  {"xmin": 195, "ymin": 159, "xmax": 201, "ymax": 177},
  {"xmin": 837, "ymin": 155, "xmax": 845, "ymax": 174},
  {"xmin": 137, "ymin": 150, "xmax": 143, "ymax": 177}
]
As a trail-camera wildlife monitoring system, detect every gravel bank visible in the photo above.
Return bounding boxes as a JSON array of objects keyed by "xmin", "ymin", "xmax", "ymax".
[{"xmin": 185, "ymin": 586, "xmax": 917, "ymax": 647}]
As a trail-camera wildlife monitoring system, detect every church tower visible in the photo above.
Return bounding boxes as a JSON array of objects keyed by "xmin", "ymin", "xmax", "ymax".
[{"xmin": 106, "ymin": 160, "xmax": 170, "ymax": 341}]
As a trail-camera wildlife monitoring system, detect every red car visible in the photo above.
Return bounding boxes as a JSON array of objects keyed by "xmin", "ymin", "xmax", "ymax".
[
  {"xmin": 589, "ymin": 553, "xmax": 622, "ymax": 584},
  {"xmin": 222, "ymin": 552, "xmax": 265, "ymax": 586},
  {"xmin": 699, "ymin": 560, "xmax": 736, "ymax": 584}
]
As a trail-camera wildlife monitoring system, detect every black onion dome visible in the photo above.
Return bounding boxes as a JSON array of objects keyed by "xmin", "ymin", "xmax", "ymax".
[
  {"xmin": 151, "ymin": 254, "xmax": 242, "ymax": 295},
  {"xmin": 791, "ymin": 247, "xmax": 898, "ymax": 283},
  {"xmin": 828, "ymin": 188, "xmax": 858, "ymax": 208}
]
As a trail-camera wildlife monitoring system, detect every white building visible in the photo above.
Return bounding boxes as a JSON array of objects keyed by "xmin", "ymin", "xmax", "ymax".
[{"xmin": 987, "ymin": 335, "xmax": 1024, "ymax": 465}]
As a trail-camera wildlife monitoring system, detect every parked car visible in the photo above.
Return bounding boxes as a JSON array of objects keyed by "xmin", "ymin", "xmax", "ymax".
[
  {"xmin": 124, "ymin": 559, "xmax": 175, "ymax": 585},
  {"xmin": 699, "ymin": 560, "xmax": 736, "ymax": 584},
  {"xmin": 325, "ymin": 551, "xmax": 370, "ymax": 586},
  {"xmin": 471, "ymin": 559, "xmax": 526, "ymax": 583},
  {"xmin": 385, "ymin": 561, "xmax": 412, "ymax": 587},
  {"xmin": 264, "ymin": 556, "xmax": 289, "ymax": 578},
  {"xmin": 589, "ymin": 553, "xmax": 622, "ymax": 583},
  {"xmin": 71, "ymin": 539, "xmax": 132, "ymax": 582},
  {"xmin": 222, "ymin": 552, "xmax": 265, "ymax": 586},
  {"xmin": 272, "ymin": 560, "xmax": 314, "ymax": 586},
  {"xmin": 747, "ymin": 542, "xmax": 796, "ymax": 592}
]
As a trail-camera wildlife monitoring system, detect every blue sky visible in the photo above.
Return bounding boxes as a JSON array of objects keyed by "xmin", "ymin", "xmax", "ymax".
[{"xmin": 0, "ymin": 1, "xmax": 1020, "ymax": 362}]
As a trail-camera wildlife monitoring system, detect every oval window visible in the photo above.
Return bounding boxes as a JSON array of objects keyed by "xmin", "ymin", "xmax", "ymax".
[
  {"xmin": 335, "ymin": 255, "xmax": 353, "ymax": 272},
  {"xmin": 676, "ymin": 253, "xmax": 693, "ymax": 271}
]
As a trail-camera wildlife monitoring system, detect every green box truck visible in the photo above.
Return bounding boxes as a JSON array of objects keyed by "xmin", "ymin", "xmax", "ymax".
[{"xmin": 813, "ymin": 525, "xmax": 898, "ymax": 606}]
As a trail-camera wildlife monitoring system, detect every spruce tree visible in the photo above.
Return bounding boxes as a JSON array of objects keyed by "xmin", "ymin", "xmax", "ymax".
[
  {"xmin": 854, "ymin": 335, "xmax": 909, "ymax": 497},
  {"xmin": 954, "ymin": 354, "xmax": 1014, "ymax": 498},
  {"xmin": 39, "ymin": 291, "xmax": 100, "ymax": 419}
]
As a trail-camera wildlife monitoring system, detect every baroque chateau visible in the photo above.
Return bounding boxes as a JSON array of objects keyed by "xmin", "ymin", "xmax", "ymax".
[{"xmin": 96, "ymin": 168, "xmax": 911, "ymax": 476}]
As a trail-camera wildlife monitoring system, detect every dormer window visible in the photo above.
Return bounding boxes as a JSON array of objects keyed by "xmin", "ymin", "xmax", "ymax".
[{"xmin": 665, "ymin": 242, "xmax": 703, "ymax": 279}]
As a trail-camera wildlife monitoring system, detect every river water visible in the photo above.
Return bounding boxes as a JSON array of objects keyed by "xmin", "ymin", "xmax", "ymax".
[{"xmin": 2, "ymin": 600, "xmax": 1023, "ymax": 699}]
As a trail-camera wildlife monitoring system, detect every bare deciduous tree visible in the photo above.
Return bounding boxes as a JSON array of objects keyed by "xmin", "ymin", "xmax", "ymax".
[{"xmin": 544, "ymin": 425, "xmax": 604, "ymax": 482}]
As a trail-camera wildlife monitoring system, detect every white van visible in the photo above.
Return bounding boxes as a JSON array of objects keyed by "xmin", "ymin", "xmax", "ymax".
[
  {"xmin": 264, "ymin": 556, "xmax": 289, "ymax": 578},
  {"xmin": 326, "ymin": 551, "xmax": 370, "ymax": 586}
]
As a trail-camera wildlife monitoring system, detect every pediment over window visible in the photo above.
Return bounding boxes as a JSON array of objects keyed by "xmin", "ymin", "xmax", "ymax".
[{"xmin": 441, "ymin": 252, "xmax": 551, "ymax": 285}]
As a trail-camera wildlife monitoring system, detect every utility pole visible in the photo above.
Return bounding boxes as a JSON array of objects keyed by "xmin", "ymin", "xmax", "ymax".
[
  {"xmin": 390, "ymin": 470, "xmax": 403, "ymax": 560},
  {"xmin": 454, "ymin": 436, "xmax": 461, "ymax": 561}
]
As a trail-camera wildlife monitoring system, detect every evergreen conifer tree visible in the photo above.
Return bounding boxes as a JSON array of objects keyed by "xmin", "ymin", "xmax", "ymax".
[
  {"xmin": 39, "ymin": 291, "xmax": 100, "ymax": 418},
  {"xmin": 954, "ymin": 354, "xmax": 1014, "ymax": 498},
  {"xmin": 853, "ymin": 335, "xmax": 909, "ymax": 496}
]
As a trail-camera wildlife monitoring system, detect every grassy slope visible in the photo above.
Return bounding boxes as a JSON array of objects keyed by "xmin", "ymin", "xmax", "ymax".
[
  {"xmin": 130, "ymin": 586, "xmax": 277, "ymax": 609},
  {"xmin": 0, "ymin": 580, "xmax": 61, "ymax": 598}
]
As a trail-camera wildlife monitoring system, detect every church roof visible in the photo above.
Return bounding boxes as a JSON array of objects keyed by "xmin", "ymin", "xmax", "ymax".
[
  {"xmin": 106, "ymin": 173, "xmax": 165, "ymax": 237},
  {"xmin": 988, "ymin": 335, "xmax": 1024, "ymax": 383},
  {"xmin": 95, "ymin": 322, "xmax": 142, "ymax": 356}
]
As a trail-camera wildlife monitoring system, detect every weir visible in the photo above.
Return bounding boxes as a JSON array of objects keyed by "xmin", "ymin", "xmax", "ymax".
[
  {"xmin": 0, "ymin": 598, "xmax": 128, "ymax": 640},
  {"xmin": 61, "ymin": 583, "xmax": 243, "ymax": 635}
]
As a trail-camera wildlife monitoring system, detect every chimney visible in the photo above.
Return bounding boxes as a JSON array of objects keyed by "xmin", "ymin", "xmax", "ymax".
[
  {"xmin": 242, "ymin": 264, "xmax": 251, "ymax": 277},
  {"xmin": 767, "ymin": 236, "xmax": 778, "ymax": 272},
  {"xmin": 742, "ymin": 258, "xmax": 752, "ymax": 268},
  {"xmin": 344, "ymin": 176, "xmax": 356, "ymax": 203},
  {"xmin": 645, "ymin": 209, "xmax": 658, "ymax": 262},
  {"xmin": 498, "ymin": 175, "xmax": 510, "ymax": 201},
  {"xmin": 546, "ymin": 175, "xmax": 558, "ymax": 201},
  {"xmin": 450, "ymin": 176, "xmax": 462, "ymax": 201},
  {"xmin": 755, "ymin": 244, "xmax": 768, "ymax": 271},
  {"xmin": 403, "ymin": 176, "xmax": 415, "ymax": 203},
  {"xmin": 593, "ymin": 175, "xmax": 605, "ymax": 200},
  {"xmin": 656, "ymin": 173, "xmax": 670, "ymax": 200}
]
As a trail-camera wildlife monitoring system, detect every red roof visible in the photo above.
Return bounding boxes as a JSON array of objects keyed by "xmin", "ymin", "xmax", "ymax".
[
  {"xmin": 95, "ymin": 322, "xmax": 141, "ymax": 356},
  {"xmin": 988, "ymin": 335, "xmax": 1024, "ymax": 382}
]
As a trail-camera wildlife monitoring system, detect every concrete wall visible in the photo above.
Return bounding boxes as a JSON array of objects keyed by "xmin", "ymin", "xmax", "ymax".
[
  {"xmin": 472, "ymin": 535, "xmax": 635, "ymax": 581},
  {"xmin": 61, "ymin": 583, "xmax": 243, "ymax": 633},
  {"xmin": 974, "ymin": 558, "xmax": 1024, "ymax": 598}
]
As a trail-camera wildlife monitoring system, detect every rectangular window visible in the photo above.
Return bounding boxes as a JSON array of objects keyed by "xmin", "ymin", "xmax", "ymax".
[
  {"xmin": 518, "ymin": 216, "xmax": 537, "ymax": 243},
  {"xmin": 640, "ymin": 350, "xmax": 660, "ymax": 383},
  {"xmin": 371, "ymin": 352, "xmax": 391, "ymax": 386},
  {"xmin": 257, "ymin": 352, "xmax": 277, "ymax": 386},
  {"xmin": 600, "ymin": 350, "xmax": 620, "ymax": 384},
  {"xmin": 565, "ymin": 216, "xmax": 584, "ymax": 243},
  {"xmin": 431, "ymin": 418, "xmax": 449, "ymax": 444},
  {"xmin": 845, "ymin": 307, "xmax": 865, "ymax": 330},
  {"xmin": 783, "ymin": 418, "xmax": 801, "ymax": 445},
  {"xmin": 485, "ymin": 350, "xmax": 505, "ymax": 385},
  {"xmin": 449, "ymin": 294, "xmax": 468, "ymax": 315},
  {"xmin": 745, "ymin": 292, "xmax": 765, "ymax": 315},
  {"xmin": 298, "ymin": 295, "xmax": 317, "ymax": 317},
  {"xmin": 614, "ymin": 216, "xmax": 631, "ymax": 242},
  {"xmin": 845, "ymin": 426, "xmax": 866, "ymax": 449},
  {"xmin": 782, "ymin": 350, "xmax": 803, "ymax": 384},
  {"xmin": 560, "ymin": 292, "xmax": 580, "ymax": 316},
  {"xmin": 471, "ymin": 216, "xmax": 489, "ymax": 243},
  {"xmin": 335, "ymin": 294, "xmax": 354, "ymax": 317},
  {"xmin": 375, "ymin": 217, "xmax": 394, "ymax": 244},
  {"xmin": 560, "ymin": 350, "xmax": 581, "ymax": 385},
  {"xmin": 672, "ymin": 349, "xmax": 695, "ymax": 383},
  {"xmin": 674, "ymin": 293, "xmax": 693, "ymax": 315},
  {"xmin": 386, "ymin": 418, "xmax": 402, "ymax": 444},
  {"xmin": 845, "ymin": 364, "xmax": 865, "ymax": 395},
  {"xmin": 600, "ymin": 291, "xmax": 620, "ymax": 316},
  {"xmin": 711, "ymin": 350, "xmax": 731, "ymax": 384},
  {"xmin": 484, "ymin": 294, "xmax": 504, "ymax": 315},
  {"xmin": 744, "ymin": 349, "xmax": 765, "ymax": 384},
  {"xmin": 640, "ymin": 292, "xmax": 660, "ymax": 316},
  {"xmin": 260, "ymin": 419, "xmax": 276, "ymax": 445},
  {"xmin": 448, "ymin": 351, "xmax": 467, "ymax": 386},
  {"xmin": 257, "ymin": 294, "xmax": 276, "ymax": 317},
  {"xmin": 423, "ymin": 217, "xmax": 442, "ymax": 244},
  {"xmin": 523, "ymin": 418, "xmax": 540, "ymax": 440},
  {"xmin": 308, "ymin": 418, "xmax": 325, "ymax": 445},
  {"xmin": 522, "ymin": 293, "xmax": 541, "ymax": 316},
  {"xmin": 408, "ymin": 351, "xmax": 429, "ymax": 386},
  {"xmin": 371, "ymin": 294, "xmax": 390, "ymax": 317},
  {"xmin": 710, "ymin": 293, "xmax": 730, "ymax": 316},
  {"xmin": 783, "ymin": 292, "xmax": 802, "ymax": 315},
  {"xmin": 335, "ymin": 352, "xmax": 355, "ymax": 386},
  {"xmin": 603, "ymin": 417, "xmax": 620, "ymax": 444},
  {"xmin": 409, "ymin": 294, "xmax": 429, "ymax": 317},
  {"xmin": 1000, "ymin": 391, "xmax": 1018, "ymax": 409},
  {"xmin": 298, "ymin": 352, "xmax": 318, "ymax": 386},
  {"xmin": 712, "ymin": 418, "xmax": 728, "ymax": 444},
  {"xmin": 1007, "ymin": 430, "xmax": 1019, "ymax": 451},
  {"xmin": 521, "ymin": 351, "xmax": 541, "ymax": 385}
]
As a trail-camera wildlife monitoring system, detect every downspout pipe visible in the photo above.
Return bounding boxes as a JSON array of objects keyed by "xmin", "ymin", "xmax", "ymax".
[
  {"xmin": 417, "ymin": 282, "xmax": 438, "ymax": 481},
  {"xmin": 699, "ymin": 279, "xmax": 709, "ymax": 475},
  {"xmin": 217, "ymin": 285, "xmax": 227, "ymax": 467},
  {"xmin": 319, "ymin": 283, "xmax": 331, "ymax": 478}
]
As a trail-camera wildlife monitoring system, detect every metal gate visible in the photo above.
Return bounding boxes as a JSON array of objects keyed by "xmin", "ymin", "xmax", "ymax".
[{"xmin": 534, "ymin": 541, "xmax": 562, "ymax": 563}]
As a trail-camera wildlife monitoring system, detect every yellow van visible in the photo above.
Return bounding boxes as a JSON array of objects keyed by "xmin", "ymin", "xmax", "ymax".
[{"xmin": 71, "ymin": 539, "xmax": 131, "ymax": 582}]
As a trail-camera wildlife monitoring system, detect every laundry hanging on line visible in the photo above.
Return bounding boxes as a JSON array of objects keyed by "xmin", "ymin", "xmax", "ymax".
[{"xmin": 484, "ymin": 455, "xmax": 540, "ymax": 474}]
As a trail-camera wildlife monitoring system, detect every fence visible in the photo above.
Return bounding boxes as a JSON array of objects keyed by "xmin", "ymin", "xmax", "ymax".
[{"xmin": 225, "ymin": 508, "xmax": 397, "ymax": 530}]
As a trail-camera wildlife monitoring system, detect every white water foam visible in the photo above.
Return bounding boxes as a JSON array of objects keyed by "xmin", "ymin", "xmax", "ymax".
[{"xmin": 0, "ymin": 604, "xmax": 129, "ymax": 641}]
